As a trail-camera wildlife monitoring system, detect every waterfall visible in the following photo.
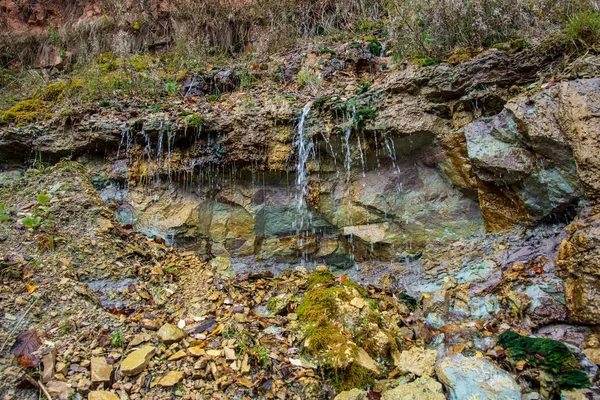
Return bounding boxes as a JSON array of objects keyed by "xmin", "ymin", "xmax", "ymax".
[{"xmin": 294, "ymin": 101, "xmax": 314, "ymax": 253}]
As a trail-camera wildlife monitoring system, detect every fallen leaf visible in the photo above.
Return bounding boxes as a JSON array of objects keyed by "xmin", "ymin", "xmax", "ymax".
[
  {"xmin": 10, "ymin": 329, "xmax": 41, "ymax": 357},
  {"xmin": 366, "ymin": 391, "xmax": 382, "ymax": 400},
  {"xmin": 25, "ymin": 284, "xmax": 38, "ymax": 293},
  {"xmin": 22, "ymin": 264, "xmax": 33, "ymax": 281},
  {"xmin": 17, "ymin": 353, "xmax": 41, "ymax": 368}
]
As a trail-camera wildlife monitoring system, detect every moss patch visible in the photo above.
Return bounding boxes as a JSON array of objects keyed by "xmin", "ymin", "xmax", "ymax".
[
  {"xmin": 306, "ymin": 269, "xmax": 335, "ymax": 288},
  {"xmin": 498, "ymin": 331, "xmax": 591, "ymax": 391},
  {"xmin": 1, "ymin": 99, "xmax": 50, "ymax": 124},
  {"xmin": 498, "ymin": 331, "xmax": 577, "ymax": 373}
]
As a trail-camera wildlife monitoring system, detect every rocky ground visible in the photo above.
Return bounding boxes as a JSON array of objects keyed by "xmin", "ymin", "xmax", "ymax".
[{"xmin": 1, "ymin": 161, "xmax": 599, "ymax": 399}]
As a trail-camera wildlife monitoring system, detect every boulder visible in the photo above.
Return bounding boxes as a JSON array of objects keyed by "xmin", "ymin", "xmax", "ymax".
[{"xmin": 435, "ymin": 354, "xmax": 521, "ymax": 400}]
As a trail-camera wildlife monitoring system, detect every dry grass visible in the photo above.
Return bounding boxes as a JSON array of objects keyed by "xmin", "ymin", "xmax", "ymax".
[
  {"xmin": 0, "ymin": 0, "xmax": 599, "ymax": 71},
  {"xmin": 387, "ymin": 0, "xmax": 600, "ymax": 57}
]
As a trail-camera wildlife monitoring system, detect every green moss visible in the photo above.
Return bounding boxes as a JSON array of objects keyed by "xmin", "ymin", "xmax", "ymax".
[
  {"xmin": 558, "ymin": 369, "xmax": 592, "ymax": 390},
  {"xmin": 342, "ymin": 280, "xmax": 368, "ymax": 297},
  {"xmin": 320, "ymin": 48, "xmax": 337, "ymax": 57},
  {"xmin": 303, "ymin": 321, "xmax": 374, "ymax": 391},
  {"xmin": 312, "ymin": 96, "xmax": 333, "ymax": 110},
  {"xmin": 296, "ymin": 286, "xmax": 341, "ymax": 321},
  {"xmin": 498, "ymin": 331, "xmax": 578, "ymax": 374},
  {"xmin": 36, "ymin": 81, "xmax": 67, "ymax": 101},
  {"xmin": 1, "ymin": 99, "xmax": 50, "ymax": 124},
  {"xmin": 414, "ymin": 57, "xmax": 441, "ymax": 67},
  {"xmin": 129, "ymin": 55, "xmax": 153, "ymax": 71},
  {"xmin": 335, "ymin": 363, "xmax": 374, "ymax": 391},
  {"xmin": 306, "ymin": 269, "xmax": 335, "ymax": 288},
  {"xmin": 304, "ymin": 321, "xmax": 348, "ymax": 354},
  {"xmin": 185, "ymin": 114, "xmax": 204, "ymax": 128},
  {"xmin": 353, "ymin": 109, "xmax": 376, "ymax": 126},
  {"xmin": 398, "ymin": 292, "xmax": 418, "ymax": 310}
]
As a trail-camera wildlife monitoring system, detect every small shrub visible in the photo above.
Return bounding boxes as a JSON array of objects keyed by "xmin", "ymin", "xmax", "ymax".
[
  {"xmin": 22, "ymin": 216, "xmax": 42, "ymax": 231},
  {"xmin": 110, "ymin": 330, "xmax": 124, "ymax": 347},
  {"xmin": 164, "ymin": 80, "xmax": 178, "ymax": 97}
]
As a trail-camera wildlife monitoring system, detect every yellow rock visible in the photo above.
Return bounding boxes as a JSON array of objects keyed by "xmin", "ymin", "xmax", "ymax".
[
  {"xmin": 168, "ymin": 350, "xmax": 187, "ymax": 361},
  {"xmin": 157, "ymin": 323, "xmax": 187, "ymax": 344},
  {"xmin": 88, "ymin": 391, "xmax": 119, "ymax": 400},
  {"xmin": 120, "ymin": 346, "xmax": 155, "ymax": 376},
  {"xmin": 187, "ymin": 346, "xmax": 206, "ymax": 357},
  {"xmin": 158, "ymin": 371, "xmax": 184, "ymax": 387},
  {"xmin": 90, "ymin": 357, "xmax": 112, "ymax": 383}
]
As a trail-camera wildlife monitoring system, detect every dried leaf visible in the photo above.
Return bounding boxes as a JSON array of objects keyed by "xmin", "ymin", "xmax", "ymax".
[
  {"xmin": 10, "ymin": 329, "xmax": 41, "ymax": 357},
  {"xmin": 366, "ymin": 390, "xmax": 382, "ymax": 400},
  {"xmin": 17, "ymin": 353, "xmax": 41, "ymax": 368},
  {"xmin": 25, "ymin": 284, "xmax": 38, "ymax": 293},
  {"xmin": 22, "ymin": 264, "xmax": 33, "ymax": 281}
]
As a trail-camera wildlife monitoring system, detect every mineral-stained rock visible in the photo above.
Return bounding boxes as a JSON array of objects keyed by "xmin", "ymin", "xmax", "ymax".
[
  {"xmin": 395, "ymin": 347, "xmax": 437, "ymax": 377},
  {"xmin": 120, "ymin": 345, "xmax": 155, "ymax": 376},
  {"xmin": 88, "ymin": 391, "xmax": 120, "ymax": 400},
  {"xmin": 157, "ymin": 323, "xmax": 187, "ymax": 344},
  {"xmin": 464, "ymin": 106, "xmax": 584, "ymax": 231},
  {"xmin": 556, "ymin": 207, "xmax": 600, "ymax": 324},
  {"xmin": 508, "ymin": 79, "xmax": 600, "ymax": 203},
  {"xmin": 435, "ymin": 354, "xmax": 521, "ymax": 400},
  {"xmin": 381, "ymin": 376, "xmax": 445, "ymax": 400}
]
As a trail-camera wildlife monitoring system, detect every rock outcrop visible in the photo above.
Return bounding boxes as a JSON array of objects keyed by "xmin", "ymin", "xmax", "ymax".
[{"xmin": 556, "ymin": 206, "xmax": 600, "ymax": 324}]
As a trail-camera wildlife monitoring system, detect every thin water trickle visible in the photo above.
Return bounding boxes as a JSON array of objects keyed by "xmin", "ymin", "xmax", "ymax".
[
  {"xmin": 294, "ymin": 101, "xmax": 314, "ymax": 258},
  {"xmin": 116, "ymin": 124, "xmax": 127, "ymax": 160},
  {"xmin": 342, "ymin": 104, "xmax": 356, "ymax": 194}
]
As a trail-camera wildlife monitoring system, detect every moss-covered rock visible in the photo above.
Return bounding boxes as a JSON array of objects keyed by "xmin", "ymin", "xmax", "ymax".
[
  {"xmin": 497, "ymin": 331, "xmax": 591, "ymax": 394},
  {"xmin": 296, "ymin": 268, "xmax": 408, "ymax": 392},
  {"xmin": 1, "ymin": 99, "xmax": 50, "ymax": 124}
]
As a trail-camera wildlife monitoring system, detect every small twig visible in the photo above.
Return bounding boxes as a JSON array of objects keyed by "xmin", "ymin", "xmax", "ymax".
[
  {"xmin": 0, "ymin": 297, "xmax": 39, "ymax": 353},
  {"xmin": 37, "ymin": 379, "xmax": 53, "ymax": 400}
]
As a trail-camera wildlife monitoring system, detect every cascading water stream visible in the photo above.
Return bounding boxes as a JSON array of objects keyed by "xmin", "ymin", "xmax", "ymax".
[{"xmin": 294, "ymin": 101, "xmax": 314, "ymax": 258}]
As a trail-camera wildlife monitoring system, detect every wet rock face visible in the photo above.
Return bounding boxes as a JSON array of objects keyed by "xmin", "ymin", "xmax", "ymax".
[{"xmin": 556, "ymin": 206, "xmax": 600, "ymax": 324}]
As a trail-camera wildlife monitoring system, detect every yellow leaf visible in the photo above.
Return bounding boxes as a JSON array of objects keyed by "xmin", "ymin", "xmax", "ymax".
[
  {"xmin": 26, "ymin": 284, "xmax": 38, "ymax": 294},
  {"xmin": 475, "ymin": 351, "xmax": 483, "ymax": 358}
]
